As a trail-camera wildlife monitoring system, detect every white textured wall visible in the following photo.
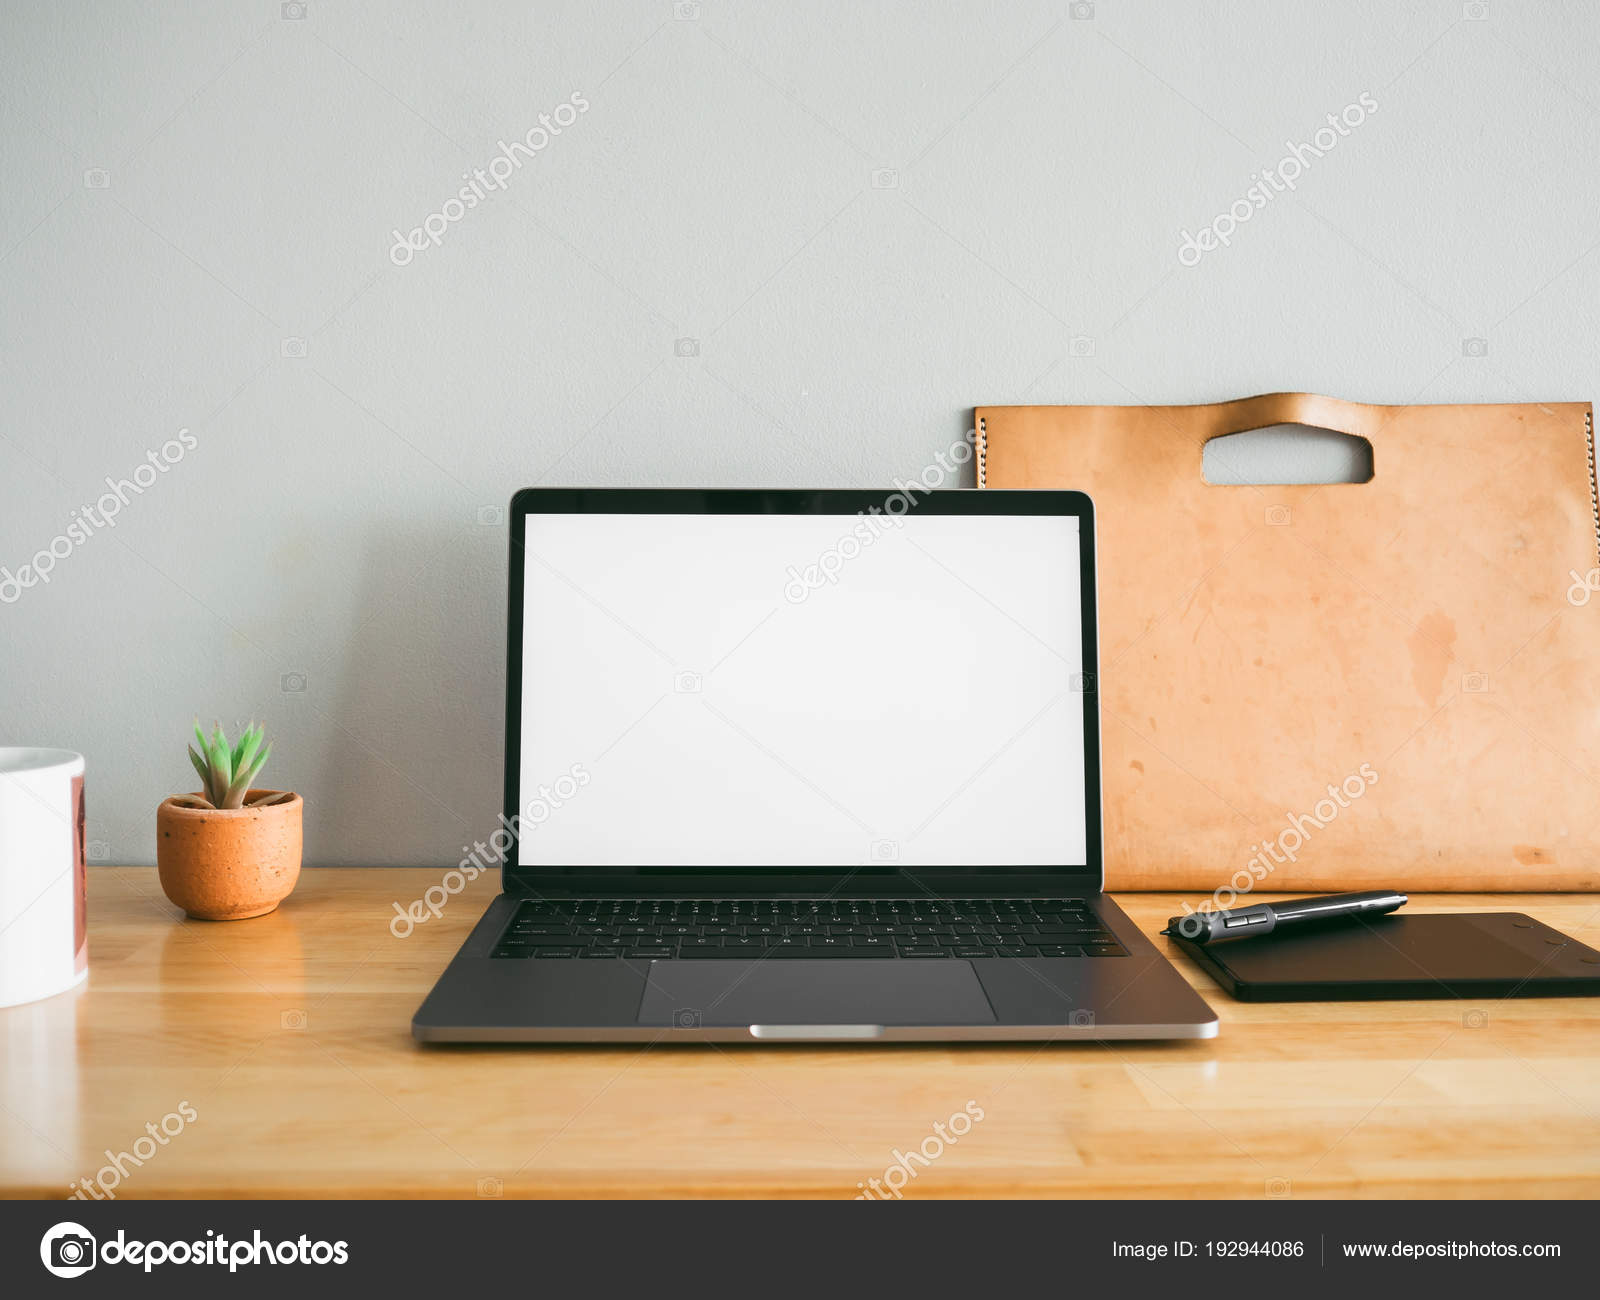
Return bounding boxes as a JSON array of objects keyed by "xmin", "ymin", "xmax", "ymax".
[{"xmin": 2, "ymin": 1, "xmax": 1595, "ymax": 865}]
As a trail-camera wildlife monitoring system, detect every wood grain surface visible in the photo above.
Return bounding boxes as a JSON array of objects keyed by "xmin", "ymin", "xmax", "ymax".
[{"xmin": 3, "ymin": 869, "xmax": 1597, "ymax": 1199}]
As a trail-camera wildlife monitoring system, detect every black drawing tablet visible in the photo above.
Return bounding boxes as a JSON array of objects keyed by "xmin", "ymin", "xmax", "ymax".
[{"xmin": 1172, "ymin": 912, "xmax": 1600, "ymax": 1002}]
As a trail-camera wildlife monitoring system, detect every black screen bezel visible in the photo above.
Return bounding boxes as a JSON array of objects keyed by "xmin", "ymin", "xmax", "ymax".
[{"xmin": 502, "ymin": 488, "xmax": 1101, "ymax": 897}]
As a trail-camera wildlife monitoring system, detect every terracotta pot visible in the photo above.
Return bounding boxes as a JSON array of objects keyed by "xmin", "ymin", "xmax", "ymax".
[{"xmin": 156, "ymin": 791, "xmax": 302, "ymax": 920}]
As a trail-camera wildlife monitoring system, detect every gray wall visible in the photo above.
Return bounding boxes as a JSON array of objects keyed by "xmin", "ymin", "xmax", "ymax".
[{"xmin": 3, "ymin": 1, "xmax": 1595, "ymax": 866}]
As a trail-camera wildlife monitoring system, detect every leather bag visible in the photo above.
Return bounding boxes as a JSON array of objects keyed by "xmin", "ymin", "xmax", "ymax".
[{"xmin": 976, "ymin": 393, "xmax": 1598, "ymax": 891}]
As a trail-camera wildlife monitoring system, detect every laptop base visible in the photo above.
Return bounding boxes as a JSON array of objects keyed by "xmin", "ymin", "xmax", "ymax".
[{"xmin": 413, "ymin": 893, "xmax": 1218, "ymax": 1043}]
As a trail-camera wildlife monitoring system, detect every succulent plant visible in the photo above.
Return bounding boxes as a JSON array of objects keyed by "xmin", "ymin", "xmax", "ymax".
[{"xmin": 173, "ymin": 721, "xmax": 291, "ymax": 811}]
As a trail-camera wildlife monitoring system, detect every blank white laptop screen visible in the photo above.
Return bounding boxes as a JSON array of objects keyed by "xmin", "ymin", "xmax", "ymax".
[{"xmin": 518, "ymin": 510, "xmax": 1086, "ymax": 867}]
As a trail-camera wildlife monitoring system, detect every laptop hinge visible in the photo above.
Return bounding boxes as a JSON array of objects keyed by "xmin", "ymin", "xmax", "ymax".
[{"xmin": 502, "ymin": 868, "xmax": 1103, "ymax": 898}]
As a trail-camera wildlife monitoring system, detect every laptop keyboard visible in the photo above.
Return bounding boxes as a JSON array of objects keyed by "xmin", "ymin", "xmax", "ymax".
[{"xmin": 490, "ymin": 898, "xmax": 1127, "ymax": 960}]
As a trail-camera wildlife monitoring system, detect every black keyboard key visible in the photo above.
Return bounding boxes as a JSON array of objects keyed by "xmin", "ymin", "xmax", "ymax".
[{"xmin": 899, "ymin": 947, "xmax": 948, "ymax": 957}]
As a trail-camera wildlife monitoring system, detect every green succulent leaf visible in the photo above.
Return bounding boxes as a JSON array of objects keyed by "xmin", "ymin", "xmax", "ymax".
[
  {"xmin": 230, "ymin": 724, "xmax": 250, "ymax": 770},
  {"xmin": 206, "ymin": 723, "xmax": 233, "ymax": 804},
  {"xmin": 233, "ymin": 724, "xmax": 263, "ymax": 777},
  {"xmin": 187, "ymin": 744, "xmax": 213, "ymax": 803},
  {"xmin": 229, "ymin": 741, "xmax": 272, "ymax": 807}
]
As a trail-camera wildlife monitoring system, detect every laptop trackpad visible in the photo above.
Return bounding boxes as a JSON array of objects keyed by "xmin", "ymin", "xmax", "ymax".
[{"xmin": 636, "ymin": 960, "xmax": 997, "ymax": 1028}]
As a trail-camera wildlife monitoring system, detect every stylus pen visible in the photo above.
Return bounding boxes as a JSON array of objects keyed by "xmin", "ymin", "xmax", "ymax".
[{"xmin": 1161, "ymin": 890, "xmax": 1407, "ymax": 944}]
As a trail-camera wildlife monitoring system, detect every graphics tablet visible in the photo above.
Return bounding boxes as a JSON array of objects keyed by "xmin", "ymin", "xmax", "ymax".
[{"xmin": 1172, "ymin": 912, "xmax": 1600, "ymax": 1002}]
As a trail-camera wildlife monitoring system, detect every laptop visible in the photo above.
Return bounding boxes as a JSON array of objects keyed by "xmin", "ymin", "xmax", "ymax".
[{"xmin": 412, "ymin": 488, "xmax": 1217, "ymax": 1042}]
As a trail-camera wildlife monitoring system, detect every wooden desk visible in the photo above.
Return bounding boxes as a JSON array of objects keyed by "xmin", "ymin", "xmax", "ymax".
[{"xmin": 3, "ymin": 869, "xmax": 1597, "ymax": 1198}]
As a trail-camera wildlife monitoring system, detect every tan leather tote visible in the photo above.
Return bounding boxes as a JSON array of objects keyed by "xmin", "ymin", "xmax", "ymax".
[{"xmin": 977, "ymin": 394, "xmax": 1598, "ymax": 891}]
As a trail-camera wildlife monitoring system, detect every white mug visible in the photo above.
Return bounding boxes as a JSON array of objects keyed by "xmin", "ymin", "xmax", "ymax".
[{"xmin": 0, "ymin": 749, "xmax": 88, "ymax": 1008}]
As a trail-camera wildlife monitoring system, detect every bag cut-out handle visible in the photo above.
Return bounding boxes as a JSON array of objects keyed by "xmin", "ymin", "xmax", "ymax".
[{"xmin": 1195, "ymin": 393, "xmax": 1382, "ymax": 483}]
